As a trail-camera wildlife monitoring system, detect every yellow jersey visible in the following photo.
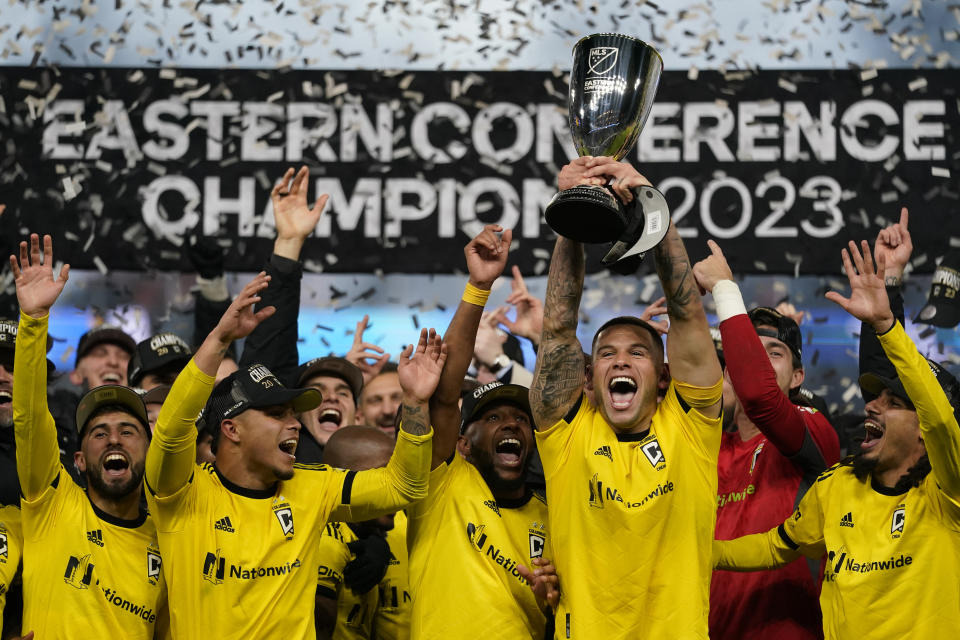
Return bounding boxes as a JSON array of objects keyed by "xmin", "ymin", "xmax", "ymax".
[
  {"xmin": 14, "ymin": 312, "xmax": 168, "ymax": 639},
  {"xmin": 715, "ymin": 322, "xmax": 960, "ymax": 639},
  {"xmin": 536, "ymin": 383, "xmax": 722, "ymax": 639},
  {"xmin": 375, "ymin": 511, "xmax": 411, "ymax": 640},
  {"xmin": 146, "ymin": 360, "xmax": 432, "ymax": 640},
  {"xmin": 0, "ymin": 504, "xmax": 22, "ymax": 631},
  {"xmin": 407, "ymin": 453, "xmax": 550, "ymax": 639},
  {"xmin": 317, "ymin": 521, "xmax": 378, "ymax": 639}
]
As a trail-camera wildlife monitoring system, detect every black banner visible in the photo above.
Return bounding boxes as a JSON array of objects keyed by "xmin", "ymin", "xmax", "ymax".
[{"xmin": 0, "ymin": 66, "xmax": 957, "ymax": 275}]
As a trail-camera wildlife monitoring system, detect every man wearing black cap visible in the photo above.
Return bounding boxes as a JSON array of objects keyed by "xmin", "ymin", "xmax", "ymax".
[
  {"xmin": 127, "ymin": 331, "xmax": 193, "ymax": 390},
  {"xmin": 145, "ymin": 272, "xmax": 436, "ymax": 639},
  {"xmin": 693, "ymin": 241, "xmax": 840, "ymax": 640},
  {"xmin": 9, "ymin": 233, "xmax": 168, "ymax": 638},
  {"xmin": 406, "ymin": 225, "xmax": 556, "ymax": 639},
  {"xmin": 716, "ymin": 240, "xmax": 960, "ymax": 639},
  {"xmin": 295, "ymin": 356, "xmax": 364, "ymax": 463},
  {"xmin": 70, "ymin": 325, "xmax": 136, "ymax": 389}
]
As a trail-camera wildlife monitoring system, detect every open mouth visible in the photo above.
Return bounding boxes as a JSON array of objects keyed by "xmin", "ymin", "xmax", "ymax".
[
  {"xmin": 279, "ymin": 438, "xmax": 298, "ymax": 459},
  {"xmin": 495, "ymin": 437, "xmax": 523, "ymax": 467},
  {"xmin": 861, "ymin": 419, "xmax": 885, "ymax": 451},
  {"xmin": 608, "ymin": 376, "xmax": 638, "ymax": 410},
  {"xmin": 101, "ymin": 372, "xmax": 123, "ymax": 384},
  {"xmin": 317, "ymin": 408, "xmax": 342, "ymax": 430},
  {"xmin": 102, "ymin": 452, "xmax": 130, "ymax": 477},
  {"xmin": 0, "ymin": 390, "xmax": 11, "ymax": 406}
]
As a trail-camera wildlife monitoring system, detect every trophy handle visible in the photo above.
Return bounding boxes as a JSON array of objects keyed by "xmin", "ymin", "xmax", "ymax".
[{"xmin": 601, "ymin": 186, "xmax": 671, "ymax": 265}]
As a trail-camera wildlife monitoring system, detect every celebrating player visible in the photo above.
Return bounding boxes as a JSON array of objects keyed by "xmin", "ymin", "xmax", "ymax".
[
  {"xmin": 406, "ymin": 225, "xmax": 557, "ymax": 639},
  {"xmin": 529, "ymin": 157, "xmax": 724, "ymax": 638},
  {"xmin": 714, "ymin": 240, "xmax": 960, "ymax": 639},
  {"xmin": 10, "ymin": 234, "xmax": 168, "ymax": 638},
  {"xmin": 693, "ymin": 240, "xmax": 840, "ymax": 640},
  {"xmin": 144, "ymin": 274, "xmax": 437, "ymax": 638}
]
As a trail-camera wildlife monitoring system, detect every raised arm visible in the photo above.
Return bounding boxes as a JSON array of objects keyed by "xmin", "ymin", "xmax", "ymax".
[
  {"xmin": 330, "ymin": 330, "xmax": 442, "ymax": 522},
  {"xmin": 10, "ymin": 234, "xmax": 70, "ymax": 500},
  {"xmin": 147, "ymin": 273, "xmax": 275, "ymax": 497},
  {"xmin": 693, "ymin": 241, "xmax": 809, "ymax": 455},
  {"xmin": 430, "ymin": 225, "xmax": 510, "ymax": 468},
  {"xmin": 584, "ymin": 158, "xmax": 722, "ymax": 406},
  {"xmin": 827, "ymin": 240, "xmax": 960, "ymax": 501},
  {"xmin": 529, "ymin": 159, "xmax": 602, "ymax": 429},
  {"xmin": 240, "ymin": 166, "xmax": 329, "ymax": 385}
]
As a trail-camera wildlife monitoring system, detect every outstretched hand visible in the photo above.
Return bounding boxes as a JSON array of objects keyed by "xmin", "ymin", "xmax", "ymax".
[
  {"xmin": 464, "ymin": 224, "xmax": 512, "ymax": 289},
  {"xmin": 397, "ymin": 328, "xmax": 448, "ymax": 403},
  {"xmin": 692, "ymin": 239, "xmax": 733, "ymax": 295},
  {"xmin": 213, "ymin": 272, "xmax": 276, "ymax": 343},
  {"xmin": 10, "ymin": 234, "xmax": 70, "ymax": 318},
  {"xmin": 271, "ymin": 165, "xmax": 329, "ymax": 259},
  {"xmin": 346, "ymin": 314, "xmax": 391, "ymax": 384},
  {"xmin": 517, "ymin": 557, "xmax": 560, "ymax": 610},
  {"xmin": 873, "ymin": 207, "xmax": 912, "ymax": 282},
  {"xmin": 825, "ymin": 240, "xmax": 895, "ymax": 332},
  {"xmin": 490, "ymin": 265, "xmax": 544, "ymax": 345}
]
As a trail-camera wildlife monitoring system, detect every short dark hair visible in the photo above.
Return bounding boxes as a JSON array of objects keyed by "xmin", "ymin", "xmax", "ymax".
[
  {"xmin": 81, "ymin": 404, "xmax": 149, "ymax": 439},
  {"xmin": 591, "ymin": 316, "xmax": 664, "ymax": 360}
]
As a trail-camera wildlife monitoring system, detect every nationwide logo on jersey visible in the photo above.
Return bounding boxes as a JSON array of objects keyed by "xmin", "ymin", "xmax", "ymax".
[
  {"xmin": 87, "ymin": 529, "xmax": 104, "ymax": 547},
  {"xmin": 826, "ymin": 545, "xmax": 913, "ymax": 581},
  {"xmin": 203, "ymin": 549, "xmax": 226, "ymax": 585},
  {"xmin": 273, "ymin": 502, "xmax": 294, "ymax": 538},
  {"xmin": 0, "ymin": 527, "xmax": 7, "ymax": 561},
  {"xmin": 147, "ymin": 547, "xmax": 162, "ymax": 585},
  {"xmin": 749, "ymin": 442, "xmax": 765, "ymax": 474},
  {"xmin": 640, "ymin": 437, "xmax": 666, "ymax": 470},
  {"xmin": 466, "ymin": 523, "xmax": 487, "ymax": 552},
  {"xmin": 483, "ymin": 500, "xmax": 501, "ymax": 516},
  {"xmin": 588, "ymin": 473, "xmax": 604, "ymax": 508},
  {"xmin": 840, "ymin": 512, "xmax": 855, "ymax": 528},
  {"xmin": 214, "ymin": 516, "xmax": 235, "ymax": 533},
  {"xmin": 64, "ymin": 554, "xmax": 95, "ymax": 589},
  {"xmin": 891, "ymin": 505, "xmax": 906, "ymax": 538},
  {"xmin": 594, "ymin": 445, "xmax": 613, "ymax": 461}
]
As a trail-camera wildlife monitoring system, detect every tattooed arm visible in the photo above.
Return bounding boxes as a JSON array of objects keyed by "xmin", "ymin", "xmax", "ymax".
[{"xmin": 530, "ymin": 235, "xmax": 587, "ymax": 430}]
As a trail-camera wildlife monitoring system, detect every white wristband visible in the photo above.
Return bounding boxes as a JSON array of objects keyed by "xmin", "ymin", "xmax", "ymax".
[{"xmin": 712, "ymin": 280, "xmax": 747, "ymax": 323}]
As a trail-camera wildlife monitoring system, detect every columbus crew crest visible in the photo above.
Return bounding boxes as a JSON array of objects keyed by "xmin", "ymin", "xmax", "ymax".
[{"xmin": 274, "ymin": 505, "xmax": 294, "ymax": 537}]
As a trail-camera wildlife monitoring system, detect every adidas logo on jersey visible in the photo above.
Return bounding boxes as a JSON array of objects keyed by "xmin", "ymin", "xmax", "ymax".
[
  {"xmin": 86, "ymin": 529, "xmax": 104, "ymax": 547},
  {"xmin": 594, "ymin": 445, "xmax": 613, "ymax": 461},
  {"xmin": 214, "ymin": 516, "xmax": 235, "ymax": 533},
  {"xmin": 483, "ymin": 500, "xmax": 501, "ymax": 516},
  {"xmin": 840, "ymin": 512, "xmax": 854, "ymax": 528}
]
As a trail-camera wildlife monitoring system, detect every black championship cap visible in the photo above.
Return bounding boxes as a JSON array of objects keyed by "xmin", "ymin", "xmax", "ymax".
[
  {"xmin": 75, "ymin": 384, "xmax": 150, "ymax": 438},
  {"xmin": 914, "ymin": 250, "xmax": 960, "ymax": 329},
  {"xmin": 296, "ymin": 357, "xmax": 364, "ymax": 401},
  {"xmin": 860, "ymin": 359, "xmax": 960, "ymax": 415},
  {"xmin": 197, "ymin": 363, "xmax": 322, "ymax": 434},
  {"xmin": 128, "ymin": 332, "xmax": 193, "ymax": 387},
  {"xmin": 75, "ymin": 326, "xmax": 136, "ymax": 367},
  {"xmin": 1, "ymin": 318, "xmax": 56, "ymax": 374},
  {"xmin": 459, "ymin": 381, "xmax": 532, "ymax": 434},
  {"xmin": 748, "ymin": 307, "xmax": 803, "ymax": 364}
]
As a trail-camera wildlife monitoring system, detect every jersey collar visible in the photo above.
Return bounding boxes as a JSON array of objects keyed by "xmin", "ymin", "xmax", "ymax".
[
  {"xmin": 214, "ymin": 465, "xmax": 278, "ymax": 499},
  {"xmin": 616, "ymin": 428, "xmax": 651, "ymax": 442},
  {"xmin": 88, "ymin": 493, "xmax": 148, "ymax": 529},
  {"xmin": 495, "ymin": 487, "xmax": 534, "ymax": 509}
]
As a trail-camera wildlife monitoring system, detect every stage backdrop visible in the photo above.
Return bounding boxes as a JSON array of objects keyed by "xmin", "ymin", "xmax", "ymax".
[{"xmin": 1, "ymin": 66, "xmax": 957, "ymax": 275}]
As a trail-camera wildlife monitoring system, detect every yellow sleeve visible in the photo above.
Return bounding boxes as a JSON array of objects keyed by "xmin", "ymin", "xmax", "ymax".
[
  {"xmin": 329, "ymin": 427, "xmax": 432, "ymax": 523},
  {"xmin": 407, "ymin": 454, "xmax": 459, "ymax": 521},
  {"xmin": 878, "ymin": 321, "xmax": 960, "ymax": 502},
  {"xmin": 715, "ymin": 473, "xmax": 826, "ymax": 570},
  {"xmin": 316, "ymin": 524, "xmax": 351, "ymax": 598},
  {"xmin": 13, "ymin": 312, "xmax": 61, "ymax": 500},
  {"xmin": 146, "ymin": 359, "xmax": 214, "ymax": 498}
]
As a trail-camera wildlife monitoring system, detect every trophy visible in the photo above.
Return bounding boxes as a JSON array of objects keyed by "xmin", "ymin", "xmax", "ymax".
[{"xmin": 545, "ymin": 33, "xmax": 670, "ymax": 264}]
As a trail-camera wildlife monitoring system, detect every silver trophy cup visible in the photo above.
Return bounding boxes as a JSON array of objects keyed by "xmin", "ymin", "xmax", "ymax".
[{"xmin": 545, "ymin": 34, "xmax": 670, "ymax": 262}]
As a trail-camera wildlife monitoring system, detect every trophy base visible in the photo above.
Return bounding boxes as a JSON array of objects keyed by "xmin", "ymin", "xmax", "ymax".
[{"xmin": 544, "ymin": 185, "xmax": 627, "ymax": 243}]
